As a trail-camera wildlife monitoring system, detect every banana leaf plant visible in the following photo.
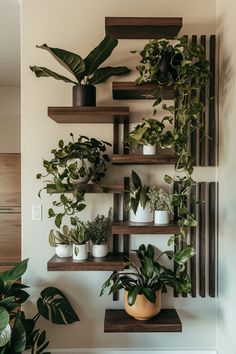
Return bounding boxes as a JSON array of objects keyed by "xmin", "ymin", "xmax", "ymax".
[
  {"xmin": 0, "ymin": 259, "xmax": 79, "ymax": 354},
  {"xmin": 30, "ymin": 35, "xmax": 131, "ymax": 86},
  {"xmin": 100, "ymin": 243, "xmax": 195, "ymax": 306}
]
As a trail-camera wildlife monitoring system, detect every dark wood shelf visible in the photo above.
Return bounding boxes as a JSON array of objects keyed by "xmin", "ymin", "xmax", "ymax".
[
  {"xmin": 112, "ymin": 154, "xmax": 178, "ymax": 165},
  {"xmin": 46, "ymin": 183, "xmax": 124, "ymax": 194},
  {"xmin": 47, "ymin": 253, "xmax": 125, "ymax": 271},
  {"xmin": 105, "ymin": 17, "xmax": 182, "ymax": 39},
  {"xmin": 104, "ymin": 309, "xmax": 182, "ymax": 332},
  {"xmin": 113, "ymin": 82, "xmax": 174, "ymax": 100},
  {"xmin": 48, "ymin": 107, "xmax": 129, "ymax": 124},
  {"xmin": 112, "ymin": 221, "xmax": 179, "ymax": 234}
]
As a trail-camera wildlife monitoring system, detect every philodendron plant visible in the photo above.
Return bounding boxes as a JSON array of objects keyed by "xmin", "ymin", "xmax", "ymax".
[
  {"xmin": 30, "ymin": 35, "xmax": 131, "ymax": 86},
  {"xmin": 125, "ymin": 170, "xmax": 150, "ymax": 215},
  {"xmin": 0, "ymin": 259, "xmax": 79, "ymax": 354}
]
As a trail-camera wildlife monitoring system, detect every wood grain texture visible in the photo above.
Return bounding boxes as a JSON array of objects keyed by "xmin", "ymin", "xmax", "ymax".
[
  {"xmin": 190, "ymin": 35, "xmax": 198, "ymax": 166},
  {"xmin": 104, "ymin": 309, "xmax": 182, "ymax": 332},
  {"xmin": 47, "ymin": 253, "xmax": 125, "ymax": 271},
  {"xmin": 112, "ymin": 82, "xmax": 174, "ymax": 100},
  {"xmin": 199, "ymin": 35, "xmax": 206, "ymax": 166},
  {"xmin": 105, "ymin": 17, "xmax": 182, "ymax": 39},
  {"xmin": 112, "ymin": 154, "xmax": 178, "ymax": 165},
  {"xmin": 0, "ymin": 154, "xmax": 21, "ymax": 206},
  {"xmin": 190, "ymin": 185, "xmax": 197, "ymax": 297},
  {"xmin": 0, "ymin": 212, "xmax": 21, "ymax": 262},
  {"xmin": 48, "ymin": 107, "xmax": 129, "ymax": 124},
  {"xmin": 209, "ymin": 182, "xmax": 217, "ymax": 297},
  {"xmin": 199, "ymin": 182, "xmax": 206, "ymax": 297},
  {"xmin": 112, "ymin": 221, "xmax": 180, "ymax": 235}
]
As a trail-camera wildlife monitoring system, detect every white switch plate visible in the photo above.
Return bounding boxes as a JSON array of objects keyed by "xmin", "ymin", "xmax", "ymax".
[{"xmin": 32, "ymin": 204, "xmax": 42, "ymax": 221}]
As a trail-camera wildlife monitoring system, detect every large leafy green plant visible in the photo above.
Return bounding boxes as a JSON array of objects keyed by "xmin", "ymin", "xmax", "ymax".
[
  {"xmin": 100, "ymin": 243, "xmax": 195, "ymax": 305},
  {"xmin": 30, "ymin": 35, "xmax": 131, "ymax": 85},
  {"xmin": 0, "ymin": 259, "xmax": 79, "ymax": 354},
  {"xmin": 125, "ymin": 170, "xmax": 150, "ymax": 215}
]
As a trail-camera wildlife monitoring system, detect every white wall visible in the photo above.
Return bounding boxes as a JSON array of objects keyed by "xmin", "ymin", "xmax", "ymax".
[
  {"xmin": 21, "ymin": 0, "xmax": 217, "ymax": 351},
  {"xmin": 0, "ymin": 86, "xmax": 20, "ymax": 152},
  {"xmin": 216, "ymin": 1, "xmax": 236, "ymax": 353}
]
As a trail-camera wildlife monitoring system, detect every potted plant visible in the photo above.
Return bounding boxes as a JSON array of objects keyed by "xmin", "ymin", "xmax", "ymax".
[
  {"xmin": 147, "ymin": 187, "xmax": 173, "ymax": 225},
  {"xmin": 0, "ymin": 259, "xmax": 79, "ymax": 353},
  {"xmin": 30, "ymin": 35, "xmax": 131, "ymax": 106},
  {"xmin": 100, "ymin": 243, "xmax": 194, "ymax": 320},
  {"xmin": 48, "ymin": 225, "xmax": 73, "ymax": 258},
  {"xmin": 125, "ymin": 170, "xmax": 153, "ymax": 223},
  {"xmin": 125, "ymin": 118, "xmax": 165, "ymax": 155},
  {"xmin": 85, "ymin": 208, "xmax": 112, "ymax": 258},
  {"xmin": 70, "ymin": 216, "xmax": 89, "ymax": 261}
]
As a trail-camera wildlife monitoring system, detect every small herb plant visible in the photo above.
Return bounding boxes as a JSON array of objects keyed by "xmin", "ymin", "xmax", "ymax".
[
  {"xmin": 85, "ymin": 208, "xmax": 112, "ymax": 245},
  {"xmin": 69, "ymin": 216, "xmax": 88, "ymax": 245},
  {"xmin": 100, "ymin": 243, "xmax": 195, "ymax": 305},
  {"xmin": 147, "ymin": 187, "xmax": 173, "ymax": 213},
  {"xmin": 125, "ymin": 118, "xmax": 165, "ymax": 151},
  {"xmin": 125, "ymin": 170, "xmax": 150, "ymax": 215},
  {"xmin": 30, "ymin": 35, "xmax": 131, "ymax": 86}
]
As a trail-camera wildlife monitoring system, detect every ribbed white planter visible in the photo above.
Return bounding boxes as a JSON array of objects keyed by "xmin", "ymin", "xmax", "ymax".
[
  {"xmin": 143, "ymin": 144, "xmax": 156, "ymax": 155},
  {"xmin": 73, "ymin": 244, "xmax": 88, "ymax": 260},
  {"xmin": 91, "ymin": 244, "xmax": 109, "ymax": 258},
  {"xmin": 130, "ymin": 204, "xmax": 153, "ymax": 223},
  {"xmin": 55, "ymin": 244, "xmax": 73, "ymax": 258},
  {"xmin": 154, "ymin": 210, "xmax": 169, "ymax": 225}
]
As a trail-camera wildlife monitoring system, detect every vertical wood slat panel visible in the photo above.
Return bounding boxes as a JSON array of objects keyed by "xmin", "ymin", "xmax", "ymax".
[
  {"xmin": 123, "ymin": 177, "xmax": 130, "ymax": 256},
  {"xmin": 113, "ymin": 121, "xmax": 119, "ymax": 154},
  {"xmin": 200, "ymin": 35, "xmax": 206, "ymax": 166},
  {"xmin": 190, "ymin": 184, "xmax": 197, "ymax": 297},
  {"xmin": 190, "ymin": 35, "xmax": 198, "ymax": 166},
  {"xmin": 112, "ymin": 193, "xmax": 119, "ymax": 254},
  {"xmin": 199, "ymin": 182, "xmax": 206, "ymax": 297},
  {"xmin": 209, "ymin": 182, "xmax": 217, "ymax": 297},
  {"xmin": 173, "ymin": 182, "xmax": 180, "ymax": 297},
  {"xmin": 123, "ymin": 118, "xmax": 130, "ymax": 155},
  {"xmin": 208, "ymin": 35, "xmax": 216, "ymax": 166}
]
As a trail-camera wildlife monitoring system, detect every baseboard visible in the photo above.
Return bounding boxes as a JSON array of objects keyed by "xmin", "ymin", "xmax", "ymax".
[{"xmin": 48, "ymin": 349, "xmax": 218, "ymax": 354}]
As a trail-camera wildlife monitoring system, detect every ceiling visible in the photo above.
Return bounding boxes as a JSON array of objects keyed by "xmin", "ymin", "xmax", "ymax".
[{"xmin": 0, "ymin": 0, "xmax": 20, "ymax": 86}]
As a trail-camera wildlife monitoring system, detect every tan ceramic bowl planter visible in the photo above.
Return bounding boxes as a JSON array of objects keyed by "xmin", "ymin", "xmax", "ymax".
[{"xmin": 124, "ymin": 289, "xmax": 161, "ymax": 321}]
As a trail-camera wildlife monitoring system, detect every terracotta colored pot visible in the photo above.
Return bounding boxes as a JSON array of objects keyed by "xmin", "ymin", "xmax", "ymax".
[{"xmin": 124, "ymin": 289, "xmax": 161, "ymax": 320}]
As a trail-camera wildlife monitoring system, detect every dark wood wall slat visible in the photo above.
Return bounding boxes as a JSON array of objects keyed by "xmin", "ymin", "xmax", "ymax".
[
  {"xmin": 190, "ymin": 185, "xmax": 197, "ymax": 297},
  {"xmin": 123, "ymin": 118, "xmax": 130, "ymax": 155},
  {"xmin": 209, "ymin": 182, "xmax": 217, "ymax": 297},
  {"xmin": 200, "ymin": 35, "xmax": 206, "ymax": 166},
  {"xmin": 113, "ymin": 193, "xmax": 119, "ymax": 254},
  {"xmin": 190, "ymin": 35, "xmax": 198, "ymax": 166},
  {"xmin": 113, "ymin": 121, "xmax": 119, "ymax": 154},
  {"xmin": 123, "ymin": 177, "xmax": 130, "ymax": 257},
  {"xmin": 199, "ymin": 182, "xmax": 206, "ymax": 297},
  {"xmin": 208, "ymin": 35, "xmax": 216, "ymax": 166}
]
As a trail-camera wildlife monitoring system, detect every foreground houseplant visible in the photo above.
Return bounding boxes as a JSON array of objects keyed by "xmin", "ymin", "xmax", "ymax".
[
  {"xmin": 100, "ymin": 243, "xmax": 194, "ymax": 320},
  {"xmin": 0, "ymin": 259, "xmax": 79, "ymax": 353},
  {"xmin": 30, "ymin": 35, "xmax": 131, "ymax": 106}
]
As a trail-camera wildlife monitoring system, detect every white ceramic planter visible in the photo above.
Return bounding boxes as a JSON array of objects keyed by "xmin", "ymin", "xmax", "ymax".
[
  {"xmin": 130, "ymin": 204, "xmax": 153, "ymax": 223},
  {"xmin": 55, "ymin": 244, "xmax": 73, "ymax": 258},
  {"xmin": 154, "ymin": 210, "xmax": 169, "ymax": 225},
  {"xmin": 143, "ymin": 144, "xmax": 156, "ymax": 155},
  {"xmin": 91, "ymin": 244, "xmax": 109, "ymax": 258},
  {"xmin": 73, "ymin": 244, "xmax": 88, "ymax": 260}
]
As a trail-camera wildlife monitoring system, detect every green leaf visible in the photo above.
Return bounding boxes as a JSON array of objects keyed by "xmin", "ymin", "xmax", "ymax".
[
  {"xmin": 89, "ymin": 66, "xmax": 131, "ymax": 85},
  {"xmin": 164, "ymin": 174, "xmax": 173, "ymax": 184},
  {"xmin": 48, "ymin": 208, "xmax": 55, "ymax": 218},
  {"xmin": 0, "ymin": 324, "xmax": 11, "ymax": 347},
  {"xmin": 127, "ymin": 286, "xmax": 140, "ymax": 306},
  {"xmin": 1, "ymin": 259, "xmax": 28, "ymax": 293},
  {"xmin": 37, "ymin": 287, "xmax": 80, "ymax": 324},
  {"xmin": 84, "ymin": 35, "xmax": 118, "ymax": 77},
  {"xmin": 131, "ymin": 170, "xmax": 142, "ymax": 190},
  {"xmin": 36, "ymin": 44, "xmax": 85, "ymax": 82},
  {"xmin": 0, "ymin": 306, "xmax": 9, "ymax": 332},
  {"xmin": 58, "ymin": 140, "xmax": 64, "ymax": 149},
  {"xmin": 55, "ymin": 214, "xmax": 63, "ymax": 228},
  {"xmin": 30, "ymin": 66, "xmax": 77, "ymax": 84},
  {"xmin": 9, "ymin": 312, "xmax": 26, "ymax": 353},
  {"xmin": 142, "ymin": 287, "xmax": 156, "ymax": 303},
  {"xmin": 143, "ymin": 256, "xmax": 154, "ymax": 278}
]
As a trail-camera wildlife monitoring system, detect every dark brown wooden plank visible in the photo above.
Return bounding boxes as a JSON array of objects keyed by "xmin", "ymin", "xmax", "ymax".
[
  {"xmin": 190, "ymin": 35, "xmax": 198, "ymax": 166},
  {"xmin": 113, "ymin": 193, "xmax": 119, "ymax": 254},
  {"xmin": 112, "ymin": 221, "xmax": 180, "ymax": 235},
  {"xmin": 104, "ymin": 309, "xmax": 182, "ymax": 333},
  {"xmin": 47, "ymin": 253, "xmax": 125, "ymax": 271},
  {"xmin": 209, "ymin": 182, "xmax": 216, "ymax": 297},
  {"xmin": 46, "ymin": 183, "xmax": 124, "ymax": 194},
  {"xmin": 0, "ymin": 211, "xmax": 21, "ymax": 263},
  {"xmin": 190, "ymin": 185, "xmax": 197, "ymax": 297},
  {"xmin": 200, "ymin": 35, "xmax": 206, "ymax": 166},
  {"xmin": 199, "ymin": 182, "xmax": 206, "ymax": 297},
  {"xmin": 48, "ymin": 106, "xmax": 129, "ymax": 124},
  {"xmin": 112, "ymin": 154, "xmax": 178, "ymax": 165},
  {"xmin": 112, "ymin": 82, "xmax": 174, "ymax": 100},
  {"xmin": 0, "ymin": 154, "xmax": 21, "ymax": 206},
  {"xmin": 123, "ymin": 177, "xmax": 130, "ymax": 256},
  {"xmin": 208, "ymin": 35, "xmax": 216, "ymax": 166},
  {"xmin": 105, "ymin": 17, "xmax": 182, "ymax": 39},
  {"xmin": 113, "ymin": 121, "xmax": 119, "ymax": 154}
]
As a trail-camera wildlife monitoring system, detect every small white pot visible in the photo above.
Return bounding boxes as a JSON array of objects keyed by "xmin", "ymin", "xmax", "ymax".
[
  {"xmin": 91, "ymin": 244, "xmax": 109, "ymax": 258},
  {"xmin": 154, "ymin": 210, "xmax": 169, "ymax": 225},
  {"xmin": 55, "ymin": 244, "xmax": 73, "ymax": 258},
  {"xmin": 73, "ymin": 244, "xmax": 88, "ymax": 260},
  {"xmin": 143, "ymin": 144, "xmax": 156, "ymax": 155},
  {"xmin": 130, "ymin": 204, "xmax": 153, "ymax": 223}
]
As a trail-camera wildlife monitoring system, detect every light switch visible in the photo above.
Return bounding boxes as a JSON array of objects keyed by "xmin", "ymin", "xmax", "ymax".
[{"xmin": 32, "ymin": 204, "xmax": 42, "ymax": 221}]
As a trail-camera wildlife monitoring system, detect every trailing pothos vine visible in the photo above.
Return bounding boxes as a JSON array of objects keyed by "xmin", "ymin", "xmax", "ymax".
[{"xmin": 134, "ymin": 36, "xmax": 211, "ymax": 245}]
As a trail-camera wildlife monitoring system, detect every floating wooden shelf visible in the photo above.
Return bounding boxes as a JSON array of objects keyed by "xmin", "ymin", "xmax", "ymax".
[
  {"xmin": 46, "ymin": 183, "xmax": 124, "ymax": 194},
  {"xmin": 112, "ymin": 82, "xmax": 174, "ymax": 100},
  {"xmin": 48, "ymin": 107, "xmax": 129, "ymax": 124},
  {"xmin": 47, "ymin": 253, "xmax": 125, "ymax": 271},
  {"xmin": 112, "ymin": 154, "xmax": 178, "ymax": 165},
  {"xmin": 105, "ymin": 17, "xmax": 182, "ymax": 39},
  {"xmin": 104, "ymin": 309, "xmax": 182, "ymax": 332},
  {"xmin": 112, "ymin": 221, "xmax": 179, "ymax": 234}
]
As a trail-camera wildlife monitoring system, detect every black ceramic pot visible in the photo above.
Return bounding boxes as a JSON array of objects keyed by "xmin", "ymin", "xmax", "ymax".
[{"xmin": 72, "ymin": 85, "xmax": 96, "ymax": 106}]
